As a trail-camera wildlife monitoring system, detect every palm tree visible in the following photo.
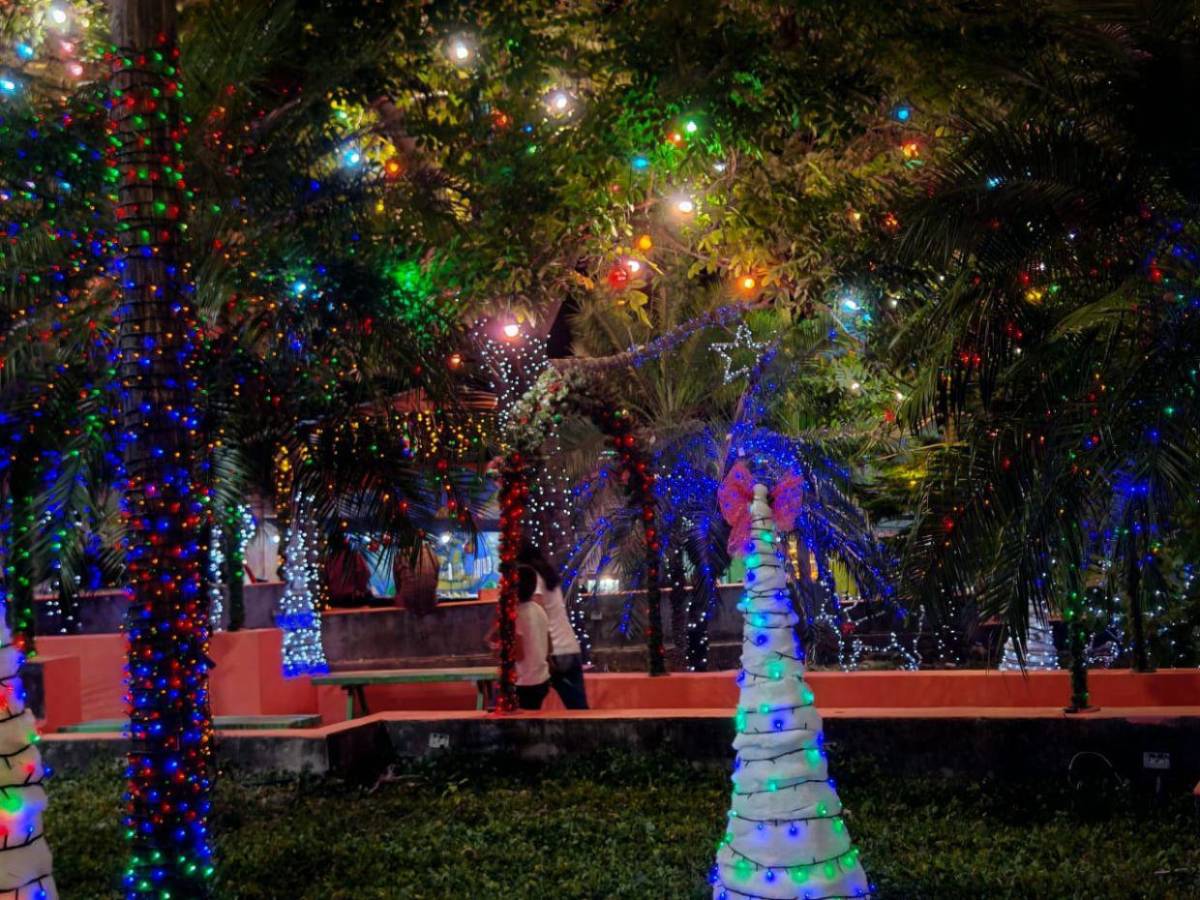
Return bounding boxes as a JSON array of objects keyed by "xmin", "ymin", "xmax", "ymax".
[
  {"xmin": 889, "ymin": 3, "xmax": 1200, "ymax": 695},
  {"xmin": 107, "ymin": 1, "xmax": 219, "ymax": 894}
]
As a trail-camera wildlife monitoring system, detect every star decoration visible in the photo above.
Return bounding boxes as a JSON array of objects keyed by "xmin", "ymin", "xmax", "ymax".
[{"xmin": 712, "ymin": 323, "xmax": 767, "ymax": 384}]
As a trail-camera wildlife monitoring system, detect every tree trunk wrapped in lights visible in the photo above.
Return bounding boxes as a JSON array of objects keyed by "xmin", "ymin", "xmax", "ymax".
[
  {"xmin": 498, "ymin": 369, "xmax": 667, "ymax": 707},
  {"xmin": 108, "ymin": 1, "xmax": 214, "ymax": 895},
  {"xmin": 495, "ymin": 452, "xmax": 529, "ymax": 712},
  {"xmin": 712, "ymin": 469, "xmax": 870, "ymax": 900}
]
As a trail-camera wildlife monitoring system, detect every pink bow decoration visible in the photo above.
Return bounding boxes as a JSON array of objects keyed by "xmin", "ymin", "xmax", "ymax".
[{"xmin": 718, "ymin": 460, "xmax": 805, "ymax": 556}]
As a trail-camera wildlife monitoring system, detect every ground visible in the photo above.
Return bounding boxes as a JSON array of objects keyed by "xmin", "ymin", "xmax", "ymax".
[{"xmin": 50, "ymin": 750, "xmax": 1197, "ymax": 898}]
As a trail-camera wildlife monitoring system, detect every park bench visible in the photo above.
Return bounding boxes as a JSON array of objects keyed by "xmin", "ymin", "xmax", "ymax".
[{"xmin": 312, "ymin": 667, "xmax": 499, "ymax": 719}]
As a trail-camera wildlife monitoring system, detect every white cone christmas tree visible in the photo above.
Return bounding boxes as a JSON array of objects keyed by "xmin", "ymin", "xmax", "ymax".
[
  {"xmin": 276, "ymin": 498, "xmax": 328, "ymax": 677},
  {"xmin": 0, "ymin": 605, "xmax": 56, "ymax": 898},
  {"xmin": 712, "ymin": 484, "xmax": 870, "ymax": 900},
  {"xmin": 1000, "ymin": 610, "xmax": 1058, "ymax": 671}
]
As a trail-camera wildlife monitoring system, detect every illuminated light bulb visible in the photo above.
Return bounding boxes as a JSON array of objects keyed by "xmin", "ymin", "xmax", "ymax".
[
  {"xmin": 67, "ymin": 61, "xmax": 83, "ymax": 77},
  {"xmin": 49, "ymin": 7, "xmax": 68, "ymax": 26},
  {"xmin": 684, "ymin": 119, "xmax": 698, "ymax": 134},
  {"xmin": 292, "ymin": 280, "xmax": 307, "ymax": 295},
  {"xmin": 502, "ymin": 322, "xmax": 521, "ymax": 340},
  {"xmin": 0, "ymin": 78, "xmax": 16, "ymax": 93},
  {"xmin": 450, "ymin": 39, "xmax": 473, "ymax": 62},
  {"xmin": 901, "ymin": 141, "xmax": 920, "ymax": 159},
  {"xmin": 439, "ymin": 532, "xmax": 452, "ymax": 545},
  {"xmin": 16, "ymin": 43, "xmax": 34, "ymax": 60},
  {"xmin": 546, "ymin": 90, "xmax": 574, "ymax": 117},
  {"xmin": 636, "ymin": 234, "xmax": 653, "ymax": 251},
  {"xmin": 850, "ymin": 381, "xmax": 861, "ymax": 393},
  {"xmin": 384, "ymin": 158, "xmax": 403, "ymax": 178},
  {"xmin": 713, "ymin": 161, "xmax": 727, "ymax": 173},
  {"xmin": 447, "ymin": 352, "xmax": 463, "ymax": 369},
  {"xmin": 632, "ymin": 155, "xmax": 649, "ymax": 170},
  {"xmin": 343, "ymin": 147, "xmax": 362, "ymax": 167},
  {"xmin": 60, "ymin": 40, "xmax": 74, "ymax": 54},
  {"xmin": 894, "ymin": 104, "xmax": 911, "ymax": 122},
  {"xmin": 740, "ymin": 275, "xmax": 756, "ymax": 291},
  {"xmin": 673, "ymin": 196, "xmax": 695, "ymax": 215},
  {"xmin": 626, "ymin": 259, "xmax": 641, "ymax": 274},
  {"xmin": 894, "ymin": 390, "xmax": 904, "ymax": 401}
]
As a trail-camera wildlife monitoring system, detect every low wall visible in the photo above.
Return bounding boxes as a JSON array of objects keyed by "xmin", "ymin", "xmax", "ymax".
[
  {"xmin": 36, "ymin": 582, "xmax": 286, "ymax": 634},
  {"xmin": 314, "ymin": 668, "xmax": 1200, "ymax": 723},
  {"xmin": 321, "ymin": 585, "xmax": 743, "ymax": 666},
  {"xmin": 33, "ymin": 583, "xmax": 744, "ymax": 666},
  {"xmin": 37, "ymin": 628, "xmax": 315, "ymax": 725},
  {"xmin": 42, "ymin": 709, "xmax": 1200, "ymax": 794}
]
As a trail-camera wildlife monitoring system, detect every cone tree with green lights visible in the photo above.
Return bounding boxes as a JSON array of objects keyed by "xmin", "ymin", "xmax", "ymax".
[
  {"xmin": 712, "ymin": 478, "xmax": 869, "ymax": 900},
  {"xmin": 0, "ymin": 586, "xmax": 56, "ymax": 898}
]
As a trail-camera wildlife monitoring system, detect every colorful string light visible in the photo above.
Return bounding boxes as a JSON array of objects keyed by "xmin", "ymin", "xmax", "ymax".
[{"xmin": 106, "ymin": 36, "xmax": 216, "ymax": 899}]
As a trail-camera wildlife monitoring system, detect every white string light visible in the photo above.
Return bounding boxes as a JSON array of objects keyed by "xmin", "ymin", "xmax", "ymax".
[
  {"xmin": 277, "ymin": 496, "xmax": 328, "ymax": 677},
  {"xmin": 712, "ymin": 324, "xmax": 767, "ymax": 385}
]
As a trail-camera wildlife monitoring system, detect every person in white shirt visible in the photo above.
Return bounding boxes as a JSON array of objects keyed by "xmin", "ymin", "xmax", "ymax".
[
  {"xmin": 520, "ymin": 546, "xmax": 589, "ymax": 709},
  {"xmin": 514, "ymin": 565, "xmax": 551, "ymax": 710}
]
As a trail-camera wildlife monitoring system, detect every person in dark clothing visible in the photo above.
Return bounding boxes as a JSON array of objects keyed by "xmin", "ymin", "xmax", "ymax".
[{"xmin": 326, "ymin": 531, "xmax": 372, "ymax": 608}]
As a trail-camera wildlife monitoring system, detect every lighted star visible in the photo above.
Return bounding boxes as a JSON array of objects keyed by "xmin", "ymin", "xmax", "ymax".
[{"xmin": 711, "ymin": 323, "xmax": 766, "ymax": 384}]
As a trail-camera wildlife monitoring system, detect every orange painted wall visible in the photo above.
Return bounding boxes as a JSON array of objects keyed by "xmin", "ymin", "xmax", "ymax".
[
  {"xmin": 35, "ymin": 626, "xmax": 1200, "ymax": 728},
  {"xmin": 39, "ymin": 628, "xmax": 316, "ymax": 726}
]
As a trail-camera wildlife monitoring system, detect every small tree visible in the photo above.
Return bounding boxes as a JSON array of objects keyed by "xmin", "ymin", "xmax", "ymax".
[{"xmin": 712, "ymin": 473, "xmax": 869, "ymax": 899}]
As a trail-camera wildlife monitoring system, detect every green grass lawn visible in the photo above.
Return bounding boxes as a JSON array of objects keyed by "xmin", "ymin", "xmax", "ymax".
[{"xmin": 49, "ymin": 751, "xmax": 1198, "ymax": 898}]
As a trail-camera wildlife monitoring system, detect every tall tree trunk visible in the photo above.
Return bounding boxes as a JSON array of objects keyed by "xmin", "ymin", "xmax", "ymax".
[
  {"xmin": 223, "ymin": 507, "xmax": 246, "ymax": 631},
  {"xmin": 109, "ymin": 2, "xmax": 214, "ymax": 895},
  {"xmin": 9, "ymin": 470, "xmax": 37, "ymax": 656},
  {"xmin": 667, "ymin": 547, "xmax": 688, "ymax": 671},
  {"xmin": 1127, "ymin": 537, "xmax": 1151, "ymax": 673}
]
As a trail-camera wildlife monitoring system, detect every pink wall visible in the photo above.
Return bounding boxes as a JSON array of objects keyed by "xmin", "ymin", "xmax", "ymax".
[
  {"xmin": 35, "ymin": 629, "xmax": 1200, "ymax": 729},
  {"xmin": 39, "ymin": 628, "xmax": 316, "ymax": 726}
]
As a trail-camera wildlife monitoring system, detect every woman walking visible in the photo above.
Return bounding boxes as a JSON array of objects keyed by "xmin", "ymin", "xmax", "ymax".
[{"xmin": 520, "ymin": 545, "xmax": 589, "ymax": 709}]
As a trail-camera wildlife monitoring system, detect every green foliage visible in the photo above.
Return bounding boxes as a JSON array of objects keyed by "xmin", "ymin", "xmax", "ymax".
[{"xmin": 47, "ymin": 751, "xmax": 1200, "ymax": 898}]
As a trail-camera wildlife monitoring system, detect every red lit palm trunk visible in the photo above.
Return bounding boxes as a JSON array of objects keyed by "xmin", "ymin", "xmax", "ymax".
[{"xmin": 109, "ymin": 1, "xmax": 213, "ymax": 896}]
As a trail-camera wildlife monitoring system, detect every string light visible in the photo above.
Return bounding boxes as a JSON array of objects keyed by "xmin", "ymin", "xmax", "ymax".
[
  {"xmin": 207, "ymin": 523, "xmax": 225, "ymax": 632},
  {"xmin": 1000, "ymin": 615, "xmax": 1059, "ymax": 671},
  {"xmin": 277, "ymin": 496, "xmax": 328, "ymax": 677},
  {"xmin": 447, "ymin": 35, "xmax": 475, "ymax": 64}
]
